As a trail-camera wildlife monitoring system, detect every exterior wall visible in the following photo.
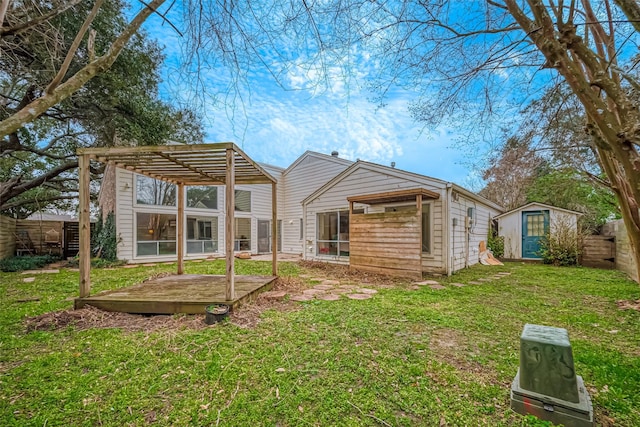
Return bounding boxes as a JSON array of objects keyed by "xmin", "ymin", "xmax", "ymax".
[
  {"xmin": 602, "ymin": 219, "xmax": 638, "ymax": 282},
  {"xmin": 498, "ymin": 203, "xmax": 579, "ymax": 260},
  {"xmin": 304, "ymin": 165, "xmax": 448, "ymax": 274},
  {"xmin": 449, "ymin": 192, "xmax": 501, "ymax": 272},
  {"xmin": 280, "ymin": 153, "xmax": 351, "ymax": 254},
  {"xmin": 114, "ymin": 167, "xmax": 281, "ymax": 263},
  {"xmin": 0, "ymin": 216, "xmax": 16, "ymax": 259}
]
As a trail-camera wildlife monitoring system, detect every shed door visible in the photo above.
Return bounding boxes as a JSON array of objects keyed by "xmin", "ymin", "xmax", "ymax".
[{"xmin": 522, "ymin": 211, "xmax": 549, "ymax": 258}]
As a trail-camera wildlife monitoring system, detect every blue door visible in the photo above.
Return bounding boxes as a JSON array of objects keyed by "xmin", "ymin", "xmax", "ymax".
[{"xmin": 522, "ymin": 211, "xmax": 549, "ymax": 258}]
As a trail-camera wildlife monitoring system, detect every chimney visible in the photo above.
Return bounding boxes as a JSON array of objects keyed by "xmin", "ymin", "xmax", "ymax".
[
  {"xmin": 391, "ymin": 161, "xmax": 396, "ymax": 168},
  {"xmin": 331, "ymin": 151, "xmax": 339, "ymax": 157}
]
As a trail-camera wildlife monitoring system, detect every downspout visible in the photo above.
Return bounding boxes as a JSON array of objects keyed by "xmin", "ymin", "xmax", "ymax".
[{"xmin": 445, "ymin": 183, "xmax": 453, "ymax": 276}]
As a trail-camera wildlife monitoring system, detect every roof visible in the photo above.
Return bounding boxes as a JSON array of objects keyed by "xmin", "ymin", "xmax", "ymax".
[
  {"xmin": 78, "ymin": 143, "xmax": 277, "ymax": 185},
  {"xmin": 26, "ymin": 212, "xmax": 77, "ymax": 222},
  {"xmin": 283, "ymin": 151, "xmax": 353, "ymax": 176},
  {"xmin": 347, "ymin": 188, "xmax": 440, "ymax": 205},
  {"xmin": 302, "ymin": 160, "xmax": 503, "ymax": 211},
  {"xmin": 494, "ymin": 202, "xmax": 583, "ymax": 219}
]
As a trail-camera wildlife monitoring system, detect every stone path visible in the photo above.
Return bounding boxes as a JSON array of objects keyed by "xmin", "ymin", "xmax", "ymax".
[
  {"xmin": 266, "ymin": 279, "xmax": 380, "ymax": 303},
  {"xmin": 409, "ymin": 272, "xmax": 513, "ymax": 290}
]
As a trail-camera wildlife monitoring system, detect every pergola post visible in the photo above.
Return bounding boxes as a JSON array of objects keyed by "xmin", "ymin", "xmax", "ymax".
[
  {"xmin": 78, "ymin": 154, "xmax": 91, "ymax": 298},
  {"xmin": 225, "ymin": 148, "xmax": 235, "ymax": 300},
  {"xmin": 271, "ymin": 182, "xmax": 278, "ymax": 276},
  {"xmin": 177, "ymin": 183, "xmax": 185, "ymax": 275}
]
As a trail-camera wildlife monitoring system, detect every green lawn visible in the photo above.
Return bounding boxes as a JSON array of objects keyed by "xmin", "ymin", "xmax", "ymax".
[{"xmin": 1, "ymin": 261, "xmax": 639, "ymax": 426}]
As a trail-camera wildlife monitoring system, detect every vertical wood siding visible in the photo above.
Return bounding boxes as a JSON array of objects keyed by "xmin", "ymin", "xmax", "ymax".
[{"xmin": 0, "ymin": 216, "xmax": 16, "ymax": 259}]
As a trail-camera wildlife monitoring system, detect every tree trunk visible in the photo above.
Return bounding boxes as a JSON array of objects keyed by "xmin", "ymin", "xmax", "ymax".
[{"xmin": 0, "ymin": 0, "xmax": 165, "ymax": 139}]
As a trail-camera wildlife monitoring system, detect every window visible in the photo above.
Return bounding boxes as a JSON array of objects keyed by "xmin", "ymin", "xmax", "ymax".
[
  {"xmin": 136, "ymin": 175, "xmax": 175, "ymax": 206},
  {"xmin": 235, "ymin": 218, "xmax": 251, "ymax": 251},
  {"xmin": 317, "ymin": 210, "xmax": 350, "ymax": 256},
  {"xmin": 385, "ymin": 204, "xmax": 431, "ymax": 253},
  {"xmin": 136, "ymin": 213, "xmax": 176, "ymax": 256},
  {"xmin": 235, "ymin": 190, "xmax": 251, "ymax": 212},
  {"xmin": 187, "ymin": 216, "xmax": 218, "ymax": 254},
  {"xmin": 187, "ymin": 186, "xmax": 218, "ymax": 209}
]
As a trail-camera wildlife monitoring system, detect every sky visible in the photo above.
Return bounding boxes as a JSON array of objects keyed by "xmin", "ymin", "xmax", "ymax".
[{"xmin": 140, "ymin": 3, "xmax": 491, "ymax": 189}]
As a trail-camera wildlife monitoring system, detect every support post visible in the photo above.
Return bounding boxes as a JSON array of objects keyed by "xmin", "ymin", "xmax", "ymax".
[
  {"xmin": 225, "ymin": 148, "xmax": 235, "ymax": 300},
  {"xmin": 271, "ymin": 182, "xmax": 278, "ymax": 276},
  {"xmin": 177, "ymin": 183, "xmax": 185, "ymax": 275},
  {"xmin": 78, "ymin": 154, "xmax": 91, "ymax": 298},
  {"xmin": 417, "ymin": 194, "xmax": 423, "ymax": 257}
]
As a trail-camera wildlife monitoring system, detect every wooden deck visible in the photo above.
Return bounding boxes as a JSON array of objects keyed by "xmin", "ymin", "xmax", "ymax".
[{"xmin": 74, "ymin": 274, "xmax": 277, "ymax": 314}]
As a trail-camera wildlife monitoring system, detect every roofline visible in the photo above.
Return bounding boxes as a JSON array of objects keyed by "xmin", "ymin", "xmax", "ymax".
[
  {"xmin": 302, "ymin": 160, "xmax": 503, "ymax": 211},
  {"xmin": 283, "ymin": 150, "xmax": 353, "ymax": 176},
  {"xmin": 494, "ymin": 202, "xmax": 584, "ymax": 219}
]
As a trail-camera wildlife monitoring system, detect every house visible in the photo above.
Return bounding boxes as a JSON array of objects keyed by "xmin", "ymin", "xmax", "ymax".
[
  {"xmin": 105, "ymin": 149, "xmax": 504, "ymax": 276},
  {"xmin": 495, "ymin": 202, "xmax": 582, "ymax": 260}
]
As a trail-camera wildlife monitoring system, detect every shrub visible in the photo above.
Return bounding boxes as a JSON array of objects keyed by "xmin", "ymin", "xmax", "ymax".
[
  {"xmin": 538, "ymin": 218, "xmax": 582, "ymax": 266},
  {"xmin": 488, "ymin": 235, "xmax": 504, "ymax": 258},
  {"xmin": 0, "ymin": 254, "xmax": 59, "ymax": 272},
  {"xmin": 92, "ymin": 212, "xmax": 120, "ymax": 261}
]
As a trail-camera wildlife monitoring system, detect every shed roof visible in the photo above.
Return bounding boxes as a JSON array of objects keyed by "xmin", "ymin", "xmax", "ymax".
[
  {"xmin": 494, "ymin": 202, "xmax": 583, "ymax": 219},
  {"xmin": 347, "ymin": 188, "xmax": 440, "ymax": 205},
  {"xmin": 78, "ymin": 143, "xmax": 276, "ymax": 185}
]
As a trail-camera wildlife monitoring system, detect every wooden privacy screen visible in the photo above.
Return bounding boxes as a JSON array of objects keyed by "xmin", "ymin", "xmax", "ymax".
[{"xmin": 349, "ymin": 210, "xmax": 422, "ymax": 278}]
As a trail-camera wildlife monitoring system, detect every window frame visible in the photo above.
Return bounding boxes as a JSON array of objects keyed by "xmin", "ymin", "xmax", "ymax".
[
  {"xmin": 186, "ymin": 186, "xmax": 219, "ymax": 210},
  {"xmin": 316, "ymin": 210, "xmax": 351, "ymax": 257},
  {"xmin": 134, "ymin": 174, "xmax": 176, "ymax": 207},
  {"xmin": 135, "ymin": 212, "xmax": 177, "ymax": 257}
]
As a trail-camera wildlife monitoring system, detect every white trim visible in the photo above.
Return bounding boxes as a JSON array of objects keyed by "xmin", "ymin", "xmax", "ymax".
[{"xmin": 495, "ymin": 202, "xmax": 582, "ymax": 219}]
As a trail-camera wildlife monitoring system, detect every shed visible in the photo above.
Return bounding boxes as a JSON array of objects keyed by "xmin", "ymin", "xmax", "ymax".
[{"xmin": 495, "ymin": 202, "xmax": 581, "ymax": 260}]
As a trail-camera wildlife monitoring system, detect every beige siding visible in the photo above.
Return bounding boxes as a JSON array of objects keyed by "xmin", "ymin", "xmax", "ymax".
[
  {"xmin": 602, "ymin": 219, "xmax": 638, "ymax": 282},
  {"xmin": 115, "ymin": 168, "xmax": 135, "ymax": 261},
  {"xmin": 449, "ymin": 193, "xmax": 500, "ymax": 271},
  {"xmin": 0, "ymin": 216, "xmax": 16, "ymax": 259},
  {"xmin": 304, "ymin": 165, "xmax": 447, "ymax": 274},
  {"xmin": 281, "ymin": 154, "xmax": 350, "ymax": 254}
]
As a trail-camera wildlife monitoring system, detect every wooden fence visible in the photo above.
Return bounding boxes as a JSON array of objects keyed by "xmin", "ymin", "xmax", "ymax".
[
  {"xmin": 0, "ymin": 216, "xmax": 17, "ymax": 259},
  {"xmin": 15, "ymin": 219, "xmax": 65, "ymax": 257},
  {"xmin": 601, "ymin": 219, "xmax": 638, "ymax": 282},
  {"xmin": 581, "ymin": 235, "xmax": 615, "ymax": 270}
]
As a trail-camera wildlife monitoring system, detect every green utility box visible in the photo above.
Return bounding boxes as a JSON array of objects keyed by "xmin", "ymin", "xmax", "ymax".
[{"xmin": 510, "ymin": 324, "xmax": 593, "ymax": 427}]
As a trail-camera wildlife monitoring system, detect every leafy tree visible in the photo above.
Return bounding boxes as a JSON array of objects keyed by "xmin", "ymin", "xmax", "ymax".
[{"xmin": 1, "ymin": 0, "xmax": 203, "ymax": 217}]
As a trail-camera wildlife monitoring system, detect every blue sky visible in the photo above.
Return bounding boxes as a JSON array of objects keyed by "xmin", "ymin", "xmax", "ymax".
[{"xmin": 140, "ymin": 4, "xmax": 494, "ymax": 189}]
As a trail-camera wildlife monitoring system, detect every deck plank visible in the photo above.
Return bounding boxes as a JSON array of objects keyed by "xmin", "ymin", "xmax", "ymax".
[{"xmin": 74, "ymin": 274, "xmax": 276, "ymax": 314}]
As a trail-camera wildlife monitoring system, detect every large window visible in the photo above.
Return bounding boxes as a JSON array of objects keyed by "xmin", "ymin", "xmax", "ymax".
[
  {"xmin": 187, "ymin": 186, "xmax": 218, "ymax": 209},
  {"xmin": 385, "ymin": 204, "xmax": 431, "ymax": 253},
  {"xmin": 136, "ymin": 175, "xmax": 175, "ymax": 206},
  {"xmin": 136, "ymin": 213, "xmax": 176, "ymax": 256},
  {"xmin": 235, "ymin": 190, "xmax": 251, "ymax": 212},
  {"xmin": 235, "ymin": 218, "xmax": 251, "ymax": 251},
  {"xmin": 317, "ymin": 210, "xmax": 350, "ymax": 256},
  {"xmin": 187, "ymin": 216, "xmax": 218, "ymax": 254}
]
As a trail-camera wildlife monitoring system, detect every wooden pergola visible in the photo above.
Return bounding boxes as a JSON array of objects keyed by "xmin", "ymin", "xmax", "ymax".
[{"xmin": 77, "ymin": 143, "xmax": 278, "ymax": 302}]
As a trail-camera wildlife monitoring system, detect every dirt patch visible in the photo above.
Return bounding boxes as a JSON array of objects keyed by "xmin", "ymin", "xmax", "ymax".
[
  {"xmin": 25, "ymin": 305, "xmax": 209, "ymax": 333},
  {"xmin": 299, "ymin": 261, "xmax": 402, "ymax": 287},
  {"xmin": 616, "ymin": 299, "xmax": 640, "ymax": 311}
]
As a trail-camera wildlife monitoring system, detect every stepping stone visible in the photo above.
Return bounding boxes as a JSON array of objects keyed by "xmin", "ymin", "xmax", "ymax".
[
  {"xmin": 347, "ymin": 293, "xmax": 373, "ymax": 300},
  {"xmin": 477, "ymin": 278, "xmax": 492, "ymax": 282},
  {"xmin": 303, "ymin": 289, "xmax": 325, "ymax": 296},
  {"xmin": 67, "ymin": 268, "xmax": 80, "ymax": 272},
  {"xmin": 450, "ymin": 283, "xmax": 465, "ymax": 288},
  {"xmin": 408, "ymin": 285, "xmax": 420, "ymax": 291},
  {"xmin": 320, "ymin": 280, "xmax": 340, "ymax": 286},
  {"xmin": 142, "ymin": 263, "xmax": 157, "ymax": 267},
  {"xmin": 191, "ymin": 259, "xmax": 204, "ymax": 263},
  {"xmin": 414, "ymin": 280, "xmax": 440, "ymax": 286},
  {"xmin": 290, "ymin": 294, "xmax": 314, "ymax": 302},
  {"xmin": 162, "ymin": 262, "xmax": 174, "ymax": 265},
  {"xmin": 329, "ymin": 288, "xmax": 351, "ymax": 294},
  {"xmin": 22, "ymin": 277, "xmax": 35, "ymax": 283},
  {"xmin": 261, "ymin": 290, "xmax": 287, "ymax": 300},
  {"xmin": 313, "ymin": 284, "xmax": 335, "ymax": 291},
  {"xmin": 496, "ymin": 272, "xmax": 511, "ymax": 276},
  {"xmin": 299, "ymin": 274, "xmax": 314, "ymax": 278},
  {"xmin": 317, "ymin": 294, "xmax": 341, "ymax": 301},
  {"xmin": 429, "ymin": 284, "xmax": 446, "ymax": 290},
  {"xmin": 468, "ymin": 281, "xmax": 483, "ymax": 285},
  {"xmin": 357, "ymin": 288, "xmax": 378, "ymax": 294},
  {"xmin": 339, "ymin": 285, "xmax": 358, "ymax": 290},
  {"xmin": 21, "ymin": 269, "xmax": 59, "ymax": 274},
  {"xmin": 123, "ymin": 264, "xmax": 139, "ymax": 268}
]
